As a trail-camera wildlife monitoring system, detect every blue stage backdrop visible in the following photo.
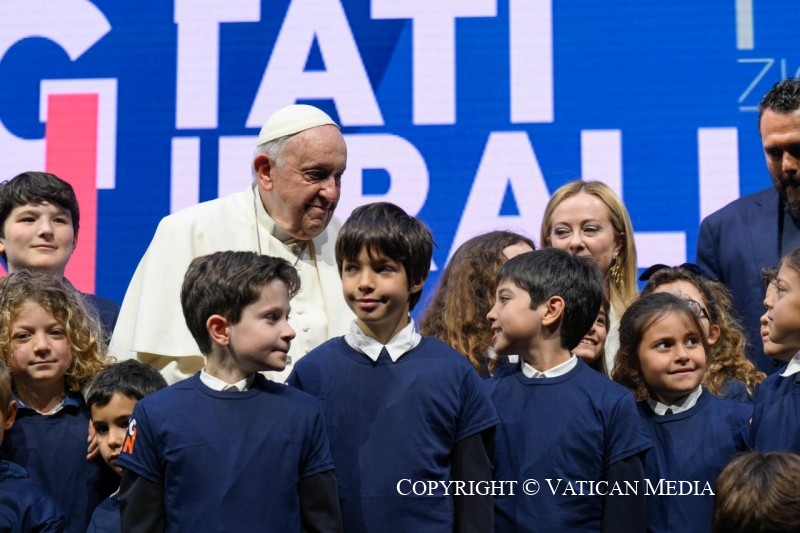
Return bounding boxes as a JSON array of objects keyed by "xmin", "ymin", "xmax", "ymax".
[{"xmin": 0, "ymin": 1, "xmax": 794, "ymax": 308}]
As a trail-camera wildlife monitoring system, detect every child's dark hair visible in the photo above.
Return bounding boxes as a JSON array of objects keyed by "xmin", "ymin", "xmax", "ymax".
[
  {"xmin": 0, "ymin": 171, "xmax": 80, "ymax": 241},
  {"xmin": 496, "ymin": 248, "xmax": 603, "ymax": 350},
  {"xmin": 0, "ymin": 270, "xmax": 107, "ymax": 392},
  {"xmin": 86, "ymin": 360, "xmax": 167, "ymax": 411},
  {"xmin": 0, "ymin": 361, "xmax": 12, "ymax": 413},
  {"xmin": 780, "ymin": 247, "xmax": 800, "ymax": 277},
  {"xmin": 420, "ymin": 230, "xmax": 534, "ymax": 374},
  {"xmin": 180, "ymin": 251, "xmax": 300, "ymax": 354},
  {"xmin": 712, "ymin": 451, "xmax": 800, "ymax": 533},
  {"xmin": 614, "ymin": 292, "xmax": 709, "ymax": 400},
  {"xmin": 335, "ymin": 202, "xmax": 434, "ymax": 310}
]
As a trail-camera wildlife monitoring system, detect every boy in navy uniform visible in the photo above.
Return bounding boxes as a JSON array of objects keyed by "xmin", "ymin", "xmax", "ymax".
[
  {"xmin": 0, "ymin": 361, "xmax": 66, "ymax": 532},
  {"xmin": 0, "ymin": 171, "xmax": 119, "ymax": 337},
  {"xmin": 117, "ymin": 251, "xmax": 342, "ymax": 531},
  {"xmin": 288, "ymin": 202, "xmax": 499, "ymax": 532},
  {"xmin": 487, "ymin": 248, "xmax": 651, "ymax": 532},
  {"xmin": 86, "ymin": 360, "xmax": 167, "ymax": 532}
]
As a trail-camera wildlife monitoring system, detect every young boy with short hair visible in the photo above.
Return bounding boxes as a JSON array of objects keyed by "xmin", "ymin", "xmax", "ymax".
[
  {"xmin": 487, "ymin": 248, "xmax": 651, "ymax": 532},
  {"xmin": 86, "ymin": 360, "xmax": 167, "ymax": 532},
  {"xmin": 288, "ymin": 202, "xmax": 499, "ymax": 532},
  {"xmin": 0, "ymin": 361, "xmax": 66, "ymax": 531},
  {"xmin": 117, "ymin": 251, "xmax": 342, "ymax": 531},
  {"xmin": 0, "ymin": 171, "xmax": 119, "ymax": 336}
]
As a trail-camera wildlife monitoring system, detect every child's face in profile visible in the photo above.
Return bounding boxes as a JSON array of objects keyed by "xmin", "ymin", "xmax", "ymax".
[
  {"xmin": 227, "ymin": 280, "xmax": 295, "ymax": 373},
  {"xmin": 487, "ymin": 279, "xmax": 541, "ymax": 357},
  {"xmin": 0, "ymin": 202, "xmax": 76, "ymax": 277},
  {"xmin": 761, "ymin": 282, "xmax": 799, "ymax": 361},
  {"xmin": 574, "ymin": 308, "xmax": 607, "ymax": 363},
  {"xmin": 341, "ymin": 247, "xmax": 422, "ymax": 343},
  {"xmin": 767, "ymin": 264, "xmax": 800, "ymax": 347},
  {"xmin": 8, "ymin": 300, "xmax": 72, "ymax": 391},
  {"xmin": 637, "ymin": 310, "xmax": 706, "ymax": 405},
  {"xmin": 91, "ymin": 393, "xmax": 136, "ymax": 475}
]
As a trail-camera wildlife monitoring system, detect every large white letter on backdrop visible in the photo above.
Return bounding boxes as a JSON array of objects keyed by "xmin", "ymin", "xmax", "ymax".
[
  {"xmin": 448, "ymin": 131, "xmax": 549, "ymax": 260},
  {"xmin": 337, "ymin": 133, "xmax": 429, "ymax": 221},
  {"xmin": 372, "ymin": 0, "xmax": 496, "ymax": 125},
  {"xmin": 247, "ymin": 0, "xmax": 382, "ymax": 127},
  {"xmin": 175, "ymin": 0, "xmax": 261, "ymax": 128}
]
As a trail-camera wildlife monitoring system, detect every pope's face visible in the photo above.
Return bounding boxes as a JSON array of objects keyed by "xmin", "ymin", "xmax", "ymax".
[{"xmin": 257, "ymin": 125, "xmax": 347, "ymax": 241}]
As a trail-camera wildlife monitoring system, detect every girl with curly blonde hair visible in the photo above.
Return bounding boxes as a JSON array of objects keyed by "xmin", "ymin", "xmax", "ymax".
[
  {"xmin": 638, "ymin": 264, "xmax": 765, "ymax": 401},
  {"xmin": 420, "ymin": 230, "xmax": 534, "ymax": 376},
  {"xmin": 0, "ymin": 269, "xmax": 114, "ymax": 531}
]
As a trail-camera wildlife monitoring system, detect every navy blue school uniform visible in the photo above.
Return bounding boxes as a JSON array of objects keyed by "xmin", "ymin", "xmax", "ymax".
[
  {"xmin": 490, "ymin": 358, "xmax": 652, "ymax": 532},
  {"xmin": 117, "ymin": 373, "xmax": 334, "ymax": 531},
  {"xmin": 86, "ymin": 492, "xmax": 119, "ymax": 533},
  {"xmin": 638, "ymin": 389, "xmax": 751, "ymax": 533},
  {"xmin": 0, "ymin": 460, "xmax": 66, "ymax": 532},
  {"xmin": 0, "ymin": 391, "xmax": 116, "ymax": 533},
  {"xmin": 750, "ymin": 369, "xmax": 800, "ymax": 452},
  {"xmin": 718, "ymin": 378, "xmax": 755, "ymax": 403},
  {"xmin": 287, "ymin": 335, "xmax": 499, "ymax": 533}
]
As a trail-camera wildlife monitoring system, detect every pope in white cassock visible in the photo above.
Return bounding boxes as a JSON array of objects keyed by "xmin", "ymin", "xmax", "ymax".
[{"xmin": 109, "ymin": 105, "xmax": 355, "ymax": 383}]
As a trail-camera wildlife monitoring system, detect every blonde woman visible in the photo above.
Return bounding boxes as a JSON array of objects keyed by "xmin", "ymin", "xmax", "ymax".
[{"xmin": 540, "ymin": 180, "xmax": 638, "ymax": 373}]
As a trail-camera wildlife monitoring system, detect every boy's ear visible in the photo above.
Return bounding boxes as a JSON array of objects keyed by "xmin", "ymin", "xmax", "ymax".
[
  {"xmin": 4, "ymin": 400, "xmax": 17, "ymax": 430},
  {"xmin": 206, "ymin": 315, "xmax": 230, "ymax": 346},
  {"xmin": 254, "ymin": 154, "xmax": 275, "ymax": 192},
  {"xmin": 540, "ymin": 296, "xmax": 565, "ymax": 327},
  {"xmin": 409, "ymin": 277, "xmax": 426, "ymax": 295}
]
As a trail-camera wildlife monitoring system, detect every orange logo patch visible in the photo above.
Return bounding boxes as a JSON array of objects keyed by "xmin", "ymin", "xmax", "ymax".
[{"xmin": 122, "ymin": 419, "xmax": 137, "ymax": 454}]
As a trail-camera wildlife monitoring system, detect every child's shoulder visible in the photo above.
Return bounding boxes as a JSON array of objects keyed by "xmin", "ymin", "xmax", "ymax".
[{"xmin": 754, "ymin": 370, "xmax": 796, "ymax": 403}]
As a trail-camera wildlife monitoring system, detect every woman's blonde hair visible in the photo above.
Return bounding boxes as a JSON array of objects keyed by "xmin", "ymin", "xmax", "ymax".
[
  {"xmin": 540, "ymin": 180, "xmax": 637, "ymax": 317},
  {"xmin": 0, "ymin": 270, "xmax": 108, "ymax": 392}
]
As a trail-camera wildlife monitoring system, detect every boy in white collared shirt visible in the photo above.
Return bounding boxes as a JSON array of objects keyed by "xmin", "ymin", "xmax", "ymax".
[
  {"xmin": 117, "ymin": 251, "xmax": 342, "ymax": 531},
  {"xmin": 487, "ymin": 248, "xmax": 652, "ymax": 532},
  {"xmin": 288, "ymin": 202, "xmax": 499, "ymax": 532}
]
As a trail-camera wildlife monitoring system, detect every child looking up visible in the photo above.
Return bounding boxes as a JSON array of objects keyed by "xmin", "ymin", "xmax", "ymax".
[
  {"xmin": 760, "ymin": 268, "xmax": 799, "ymax": 365},
  {"xmin": 488, "ymin": 248, "xmax": 651, "ymax": 532},
  {"xmin": 615, "ymin": 292, "xmax": 751, "ymax": 533},
  {"xmin": 118, "ymin": 251, "xmax": 341, "ymax": 531},
  {"xmin": 288, "ymin": 202, "xmax": 499, "ymax": 532},
  {"xmin": 0, "ymin": 171, "xmax": 119, "ymax": 337},
  {"xmin": 0, "ymin": 269, "xmax": 115, "ymax": 533},
  {"xmin": 420, "ymin": 230, "xmax": 534, "ymax": 376},
  {"xmin": 86, "ymin": 360, "xmax": 167, "ymax": 532},
  {"xmin": 0, "ymin": 361, "xmax": 65, "ymax": 532},
  {"xmin": 751, "ymin": 247, "xmax": 800, "ymax": 453},
  {"xmin": 640, "ymin": 264, "xmax": 764, "ymax": 401},
  {"xmin": 573, "ymin": 298, "xmax": 609, "ymax": 375}
]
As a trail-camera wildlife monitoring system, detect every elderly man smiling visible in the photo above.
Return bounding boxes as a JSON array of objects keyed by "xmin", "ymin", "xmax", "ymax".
[{"xmin": 109, "ymin": 105, "xmax": 354, "ymax": 383}]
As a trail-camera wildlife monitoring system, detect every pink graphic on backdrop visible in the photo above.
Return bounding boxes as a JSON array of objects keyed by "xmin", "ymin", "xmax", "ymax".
[{"xmin": 44, "ymin": 93, "xmax": 98, "ymax": 293}]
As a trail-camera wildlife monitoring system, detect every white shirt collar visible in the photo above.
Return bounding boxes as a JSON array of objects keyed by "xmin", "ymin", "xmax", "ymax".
[
  {"xmin": 521, "ymin": 354, "xmax": 577, "ymax": 379},
  {"xmin": 646, "ymin": 386, "xmax": 703, "ymax": 416},
  {"xmin": 200, "ymin": 369, "xmax": 255, "ymax": 392},
  {"xmin": 344, "ymin": 318, "xmax": 421, "ymax": 362},
  {"xmin": 781, "ymin": 351, "xmax": 800, "ymax": 377}
]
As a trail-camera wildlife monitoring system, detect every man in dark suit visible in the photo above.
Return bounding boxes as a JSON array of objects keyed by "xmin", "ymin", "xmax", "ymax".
[{"xmin": 697, "ymin": 78, "xmax": 800, "ymax": 374}]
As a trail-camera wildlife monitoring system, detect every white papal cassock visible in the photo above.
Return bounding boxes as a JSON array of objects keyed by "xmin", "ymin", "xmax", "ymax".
[{"xmin": 108, "ymin": 185, "xmax": 354, "ymax": 384}]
